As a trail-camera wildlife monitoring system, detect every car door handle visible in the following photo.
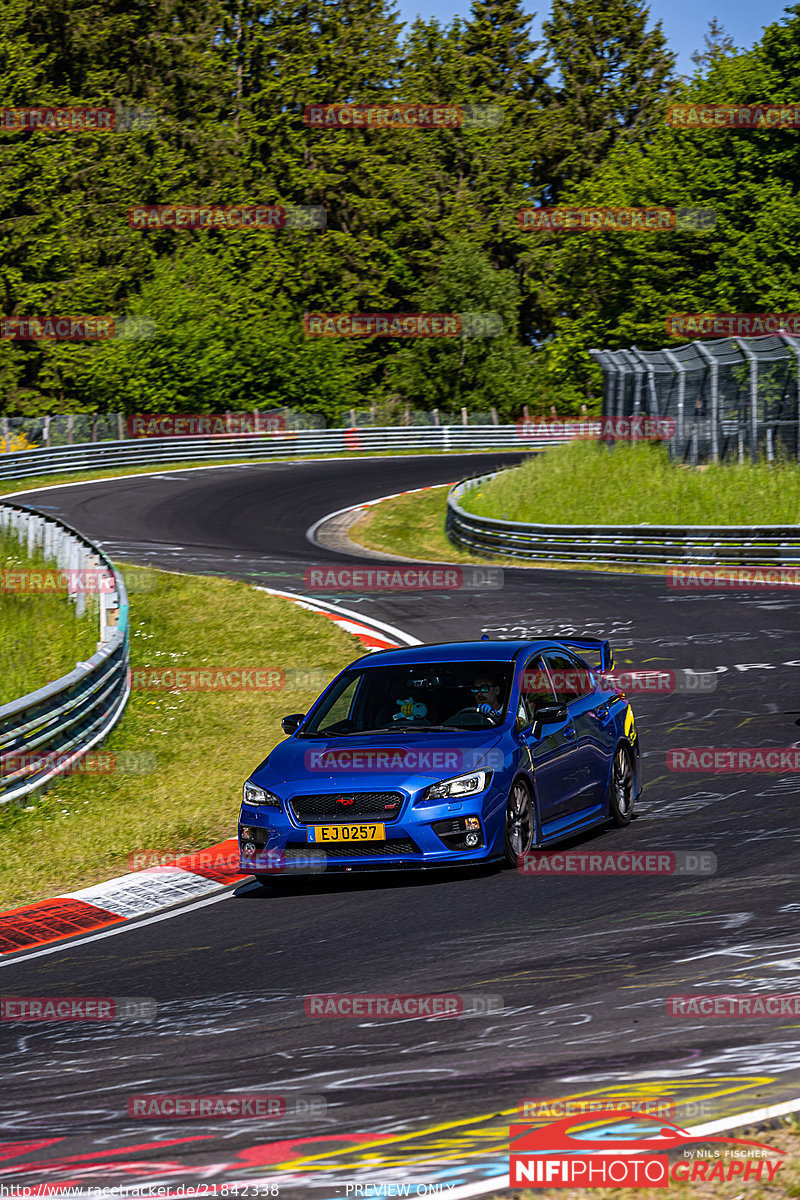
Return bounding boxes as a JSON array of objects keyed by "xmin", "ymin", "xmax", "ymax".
[{"xmin": 563, "ymin": 725, "xmax": 577, "ymax": 741}]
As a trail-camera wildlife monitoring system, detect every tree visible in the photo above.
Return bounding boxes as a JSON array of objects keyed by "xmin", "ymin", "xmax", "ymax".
[{"xmin": 541, "ymin": 0, "xmax": 676, "ymax": 197}]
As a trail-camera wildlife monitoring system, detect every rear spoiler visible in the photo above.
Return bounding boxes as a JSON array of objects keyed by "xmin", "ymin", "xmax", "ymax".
[{"xmin": 555, "ymin": 637, "xmax": 614, "ymax": 672}]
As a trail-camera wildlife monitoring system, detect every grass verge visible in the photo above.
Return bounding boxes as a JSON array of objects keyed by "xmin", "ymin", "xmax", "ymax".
[
  {"xmin": 0, "ymin": 565, "xmax": 361, "ymax": 911},
  {"xmin": 461, "ymin": 441, "xmax": 800, "ymax": 526},
  {"xmin": 348, "ymin": 487, "xmax": 666, "ymax": 576},
  {"xmin": 0, "ymin": 530, "xmax": 99, "ymax": 705}
]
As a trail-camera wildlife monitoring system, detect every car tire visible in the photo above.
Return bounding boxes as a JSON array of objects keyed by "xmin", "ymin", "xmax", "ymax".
[
  {"xmin": 504, "ymin": 777, "xmax": 535, "ymax": 867},
  {"xmin": 609, "ymin": 743, "xmax": 635, "ymax": 826}
]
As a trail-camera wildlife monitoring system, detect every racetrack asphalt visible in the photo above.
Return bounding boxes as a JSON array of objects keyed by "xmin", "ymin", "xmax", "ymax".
[{"xmin": 2, "ymin": 454, "xmax": 800, "ymax": 1194}]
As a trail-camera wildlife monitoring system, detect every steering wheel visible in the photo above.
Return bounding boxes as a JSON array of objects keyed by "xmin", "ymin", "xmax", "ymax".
[{"xmin": 445, "ymin": 706, "xmax": 500, "ymax": 728}]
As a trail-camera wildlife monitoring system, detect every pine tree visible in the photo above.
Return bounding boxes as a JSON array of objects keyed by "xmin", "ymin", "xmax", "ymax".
[{"xmin": 542, "ymin": 0, "xmax": 676, "ymax": 197}]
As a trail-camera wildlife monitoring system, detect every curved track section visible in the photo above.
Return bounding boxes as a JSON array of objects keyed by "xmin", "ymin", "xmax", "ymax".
[{"xmin": 2, "ymin": 454, "xmax": 800, "ymax": 1194}]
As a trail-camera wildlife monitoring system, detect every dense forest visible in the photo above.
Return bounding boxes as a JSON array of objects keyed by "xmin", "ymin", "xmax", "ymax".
[{"xmin": 1, "ymin": 0, "xmax": 799, "ymax": 421}]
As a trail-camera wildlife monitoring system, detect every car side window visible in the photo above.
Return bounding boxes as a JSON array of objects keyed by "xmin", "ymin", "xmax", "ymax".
[
  {"xmin": 543, "ymin": 652, "xmax": 594, "ymax": 704},
  {"xmin": 317, "ymin": 676, "xmax": 360, "ymax": 730},
  {"xmin": 518, "ymin": 655, "xmax": 556, "ymax": 726}
]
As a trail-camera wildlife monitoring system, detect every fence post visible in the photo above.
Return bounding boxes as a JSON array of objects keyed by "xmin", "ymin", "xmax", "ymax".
[
  {"xmin": 694, "ymin": 343, "xmax": 719, "ymax": 462},
  {"xmin": 67, "ymin": 415, "xmax": 74, "ymax": 445},
  {"xmin": 432, "ymin": 408, "xmax": 439, "ymax": 427},
  {"xmin": 461, "ymin": 407, "xmax": 468, "ymax": 426},
  {"xmin": 779, "ymin": 334, "xmax": 800, "ymax": 462},
  {"xmin": 44, "ymin": 415, "xmax": 51, "ymax": 447},
  {"xmin": 662, "ymin": 349, "xmax": 685, "ymax": 455},
  {"xmin": 733, "ymin": 339, "xmax": 759, "ymax": 463},
  {"xmin": 490, "ymin": 407, "xmax": 499, "ymax": 425},
  {"xmin": 117, "ymin": 412, "xmax": 124, "ymax": 440}
]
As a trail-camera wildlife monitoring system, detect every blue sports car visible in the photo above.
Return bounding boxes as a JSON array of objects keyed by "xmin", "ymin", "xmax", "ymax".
[{"xmin": 238, "ymin": 638, "xmax": 641, "ymax": 877}]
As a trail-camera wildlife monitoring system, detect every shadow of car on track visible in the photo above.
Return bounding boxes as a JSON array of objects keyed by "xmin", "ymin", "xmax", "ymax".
[{"xmin": 231, "ymin": 814, "xmax": 640, "ymax": 898}]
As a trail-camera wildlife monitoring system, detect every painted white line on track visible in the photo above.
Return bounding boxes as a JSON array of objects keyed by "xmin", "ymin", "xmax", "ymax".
[
  {"xmin": 255, "ymin": 585, "xmax": 421, "ymax": 646},
  {"xmin": 0, "ymin": 885, "xmax": 247, "ymax": 967}
]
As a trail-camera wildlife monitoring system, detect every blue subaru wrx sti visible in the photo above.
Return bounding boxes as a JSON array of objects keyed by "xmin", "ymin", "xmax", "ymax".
[{"xmin": 238, "ymin": 638, "xmax": 641, "ymax": 877}]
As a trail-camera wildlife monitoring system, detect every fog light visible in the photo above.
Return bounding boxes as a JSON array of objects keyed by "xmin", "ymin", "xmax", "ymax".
[
  {"xmin": 242, "ymin": 841, "xmax": 257, "ymax": 856},
  {"xmin": 465, "ymin": 832, "xmax": 479, "ymax": 847},
  {"xmin": 465, "ymin": 817, "xmax": 480, "ymax": 830}
]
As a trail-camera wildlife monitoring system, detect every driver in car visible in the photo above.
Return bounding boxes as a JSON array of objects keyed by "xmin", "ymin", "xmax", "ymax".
[{"xmin": 471, "ymin": 675, "xmax": 504, "ymax": 719}]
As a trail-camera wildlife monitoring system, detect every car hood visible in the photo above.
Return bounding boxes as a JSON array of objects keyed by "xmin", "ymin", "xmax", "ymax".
[{"xmin": 251, "ymin": 728, "xmax": 505, "ymax": 789}]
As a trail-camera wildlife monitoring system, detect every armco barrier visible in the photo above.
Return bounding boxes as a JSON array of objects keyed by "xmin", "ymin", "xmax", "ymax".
[
  {"xmin": 446, "ymin": 472, "xmax": 800, "ymax": 567},
  {"xmin": 0, "ymin": 504, "xmax": 129, "ymax": 804},
  {"xmin": 0, "ymin": 424, "xmax": 591, "ymax": 481}
]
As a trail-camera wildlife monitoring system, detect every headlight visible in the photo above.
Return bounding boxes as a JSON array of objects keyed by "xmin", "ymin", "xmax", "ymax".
[
  {"xmin": 243, "ymin": 781, "xmax": 281, "ymax": 808},
  {"xmin": 425, "ymin": 770, "xmax": 492, "ymax": 801}
]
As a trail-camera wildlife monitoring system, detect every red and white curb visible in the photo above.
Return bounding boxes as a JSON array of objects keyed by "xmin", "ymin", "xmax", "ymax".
[
  {"xmin": 0, "ymin": 601, "xmax": 417, "ymax": 958},
  {"xmin": 255, "ymin": 585, "xmax": 421, "ymax": 651},
  {"xmin": 0, "ymin": 838, "xmax": 247, "ymax": 957}
]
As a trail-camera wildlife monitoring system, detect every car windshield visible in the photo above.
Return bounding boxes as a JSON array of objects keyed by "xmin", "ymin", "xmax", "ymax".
[{"xmin": 300, "ymin": 661, "xmax": 514, "ymax": 736}]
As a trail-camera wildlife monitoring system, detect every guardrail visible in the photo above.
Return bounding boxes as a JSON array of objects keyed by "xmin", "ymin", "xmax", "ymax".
[
  {"xmin": 0, "ymin": 425, "xmax": 591, "ymax": 481},
  {"xmin": 0, "ymin": 504, "xmax": 129, "ymax": 804},
  {"xmin": 446, "ymin": 472, "xmax": 800, "ymax": 567}
]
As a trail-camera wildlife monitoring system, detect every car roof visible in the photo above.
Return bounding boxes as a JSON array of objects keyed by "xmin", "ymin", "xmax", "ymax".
[{"xmin": 349, "ymin": 640, "xmax": 568, "ymax": 668}]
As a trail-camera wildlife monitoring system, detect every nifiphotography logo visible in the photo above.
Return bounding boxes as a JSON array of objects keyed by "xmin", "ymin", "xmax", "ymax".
[{"xmin": 509, "ymin": 1109, "xmax": 785, "ymax": 1187}]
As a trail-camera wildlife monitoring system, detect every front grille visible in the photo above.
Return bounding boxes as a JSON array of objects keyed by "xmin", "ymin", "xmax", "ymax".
[
  {"xmin": 284, "ymin": 838, "xmax": 419, "ymax": 859},
  {"xmin": 289, "ymin": 791, "xmax": 404, "ymax": 824}
]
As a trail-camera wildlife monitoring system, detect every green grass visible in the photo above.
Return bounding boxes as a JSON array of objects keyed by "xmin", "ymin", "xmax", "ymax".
[
  {"xmin": 0, "ymin": 565, "xmax": 361, "ymax": 910},
  {"xmin": 348, "ymin": 485, "xmax": 664, "ymax": 575},
  {"xmin": 349, "ymin": 487, "xmax": 489, "ymax": 563},
  {"xmin": 0, "ymin": 530, "xmax": 99, "ymax": 705},
  {"xmin": 460, "ymin": 441, "xmax": 800, "ymax": 526}
]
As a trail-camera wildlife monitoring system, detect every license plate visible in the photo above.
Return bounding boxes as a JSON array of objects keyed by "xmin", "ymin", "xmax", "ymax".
[{"xmin": 307, "ymin": 823, "xmax": 385, "ymax": 843}]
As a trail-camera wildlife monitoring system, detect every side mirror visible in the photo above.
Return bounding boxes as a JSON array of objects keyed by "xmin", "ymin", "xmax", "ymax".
[
  {"xmin": 281, "ymin": 713, "xmax": 306, "ymax": 735},
  {"xmin": 534, "ymin": 700, "xmax": 568, "ymax": 724}
]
